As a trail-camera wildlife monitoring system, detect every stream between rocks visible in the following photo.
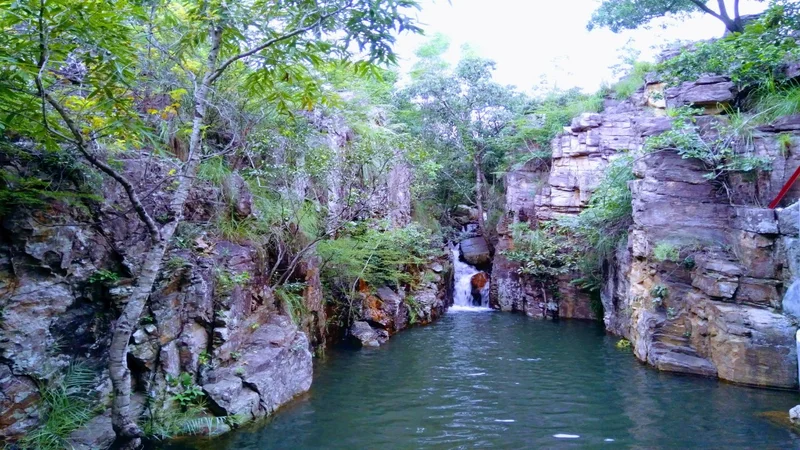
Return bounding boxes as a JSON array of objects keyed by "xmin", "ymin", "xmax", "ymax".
[{"xmin": 167, "ymin": 311, "xmax": 800, "ymax": 449}]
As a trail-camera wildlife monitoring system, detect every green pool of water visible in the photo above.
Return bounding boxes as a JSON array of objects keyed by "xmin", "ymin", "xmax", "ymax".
[{"xmin": 170, "ymin": 311, "xmax": 800, "ymax": 449}]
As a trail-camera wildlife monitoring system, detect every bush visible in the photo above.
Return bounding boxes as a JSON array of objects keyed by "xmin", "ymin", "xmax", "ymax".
[
  {"xmin": 559, "ymin": 154, "xmax": 635, "ymax": 291},
  {"xmin": 317, "ymin": 222, "xmax": 441, "ymax": 294},
  {"xmin": 644, "ymin": 106, "xmax": 772, "ymax": 182},
  {"xmin": 613, "ymin": 61, "xmax": 654, "ymax": 100},
  {"xmin": 523, "ymin": 88, "xmax": 606, "ymax": 150},
  {"xmin": 653, "ymin": 242, "xmax": 680, "ymax": 262},
  {"xmin": 503, "ymin": 222, "xmax": 578, "ymax": 279},
  {"xmin": 274, "ymin": 282, "xmax": 309, "ymax": 325},
  {"xmin": 21, "ymin": 365, "xmax": 97, "ymax": 450}
]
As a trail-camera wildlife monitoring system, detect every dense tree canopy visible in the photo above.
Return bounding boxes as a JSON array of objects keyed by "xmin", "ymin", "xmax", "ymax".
[{"xmin": 587, "ymin": 0, "xmax": 767, "ymax": 33}]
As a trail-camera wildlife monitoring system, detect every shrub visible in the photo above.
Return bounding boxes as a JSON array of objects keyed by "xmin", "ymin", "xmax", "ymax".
[
  {"xmin": 650, "ymin": 284, "xmax": 669, "ymax": 300},
  {"xmin": 167, "ymin": 372, "xmax": 205, "ymax": 408},
  {"xmin": 503, "ymin": 222, "xmax": 577, "ymax": 279},
  {"xmin": 613, "ymin": 61, "xmax": 654, "ymax": 100},
  {"xmin": 559, "ymin": 154, "xmax": 635, "ymax": 291},
  {"xmin": 644, "ymin": 106, "xmax": 772, "ymax": 183},
  {"xmin": 317, "ymin": 222, "xmax": 441, "ymax": 290},
  {"xmin": 653, "ymin": 242, "xmax": 680, "ymax": 262},
  {"xmin": 523, "ymin": 88, "xmax": 606, "ymax": 149},
  {"xmin": 197, "ymin": 156, "xmax": 232, "ymax": 186},
  {"xmin": 274, "ymin": 282, "xmax": 309, "ymax": 325},
  {"xmin": 21, "ymin": 365, "xmax": 97, "ymax": 450},
  {"xmin": 215, "ymin": 269, "xmax": 251, "ymax": 295},
  {"xmin": 88, "ymin": 269, "xmax": 120, "ymax": 285}
]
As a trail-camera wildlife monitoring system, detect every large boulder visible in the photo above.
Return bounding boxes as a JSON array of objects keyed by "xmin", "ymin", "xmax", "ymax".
[
  {"xmin": 350, "ymin": 321, "xmax": 381, "ymax": 347},
  {"xmin": 460, "ymin": 237, "xmax": 491, "ymax": 266},
  {"xmin": 203, "ymin": 315, "xmax": 312, "ymax": 417}
]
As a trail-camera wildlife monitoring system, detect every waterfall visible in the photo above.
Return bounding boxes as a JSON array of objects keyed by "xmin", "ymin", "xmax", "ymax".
[{"xmin": 451, "ymin": 244, "xmax": 491, "ymax": 311}]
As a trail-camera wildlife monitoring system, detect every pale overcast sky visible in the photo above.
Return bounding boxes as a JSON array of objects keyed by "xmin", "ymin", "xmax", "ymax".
[{"xmin": 393, "ymin": 0, "xmax": 768, "ymax": 94}]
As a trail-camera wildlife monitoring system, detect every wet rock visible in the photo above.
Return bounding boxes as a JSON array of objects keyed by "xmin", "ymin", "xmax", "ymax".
[
  {"xmin": 350, "ymin": 321, "xmax": 381, "ymax": 347},
  {"xmin": 790, "ymin": 405, "xmax": 800, "ymax": 425},
  {"xmin": 67, "ymin": 413, "xmax": 116, "ymax": 450},
  {"xmin": 203, "ymin": 315, "xmax": 312, "ymax": 417},
  {"xmin": 460, "ymin": 237, "xmax": 491, "ymax": 266}
]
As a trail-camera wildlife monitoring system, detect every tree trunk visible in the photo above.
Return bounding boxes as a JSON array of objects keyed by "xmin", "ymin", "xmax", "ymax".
[
  {"xmin": 473, "ymin": 151, "xmax": 486, "ymax": 237},
  {"xmin": 109, "ymin": 24, "xmax": 223, "ymax": 450}
]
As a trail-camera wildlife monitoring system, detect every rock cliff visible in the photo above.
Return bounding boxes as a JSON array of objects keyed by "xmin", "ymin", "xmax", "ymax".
[
  {"xmin": 0, "ymin": 149, "xmax": 449, "ymax": 446},
  {"xmin": 494, "ymin": 75, "xmax": 800, "ymax": 389}
]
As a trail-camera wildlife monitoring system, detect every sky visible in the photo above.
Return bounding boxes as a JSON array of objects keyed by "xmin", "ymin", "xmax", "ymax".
[{"xmin": 392, "ymin": 0, "xmax": 768, "ymax": 94}]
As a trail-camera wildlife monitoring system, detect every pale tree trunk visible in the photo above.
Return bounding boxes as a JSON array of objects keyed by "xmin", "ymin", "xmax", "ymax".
[
  {"xmin": 473, "ymin": 150, "xmax": 487, "ymax": 236},
  {"xmin": 109, "ymin": 24, "xmax": 223, "ymax": 450}
]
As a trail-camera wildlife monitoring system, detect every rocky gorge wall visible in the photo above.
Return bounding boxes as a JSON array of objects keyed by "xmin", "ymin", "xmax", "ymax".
[
  {"xmin": 493, "ymin": 75, "xmax": 800, "ymax": 389},
  {"xmin": 0, "ymin": 146, "xmax": 450, "ymax": 446}
]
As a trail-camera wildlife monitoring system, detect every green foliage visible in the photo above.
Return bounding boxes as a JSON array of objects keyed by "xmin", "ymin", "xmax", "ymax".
[
  {"xmin": 318, "ymin": 222, "xmax": 440, "ymax": 291},
  {"xmin": 397, "ymin": 40, "xmax": 529, "ymax": 215},
  {"xmin": 198, "ymin": 351, "xmax": 210, "ymax": 366},
  {"xmin": 166, "ymin": 256, "xmax": 189, "ymax": 271},
  {"xmin": 215, "ymin": 269, "xmax": 251, "ymax": 295},
  {"xmin": 167, "ymin": 372, "xmax": 205, "ymax": 408},
  {"xmin": 525, "ymin": 89, "xmax": 606, "ymax": 149},
  {"xmin": 777, "ymin": 132, "xmax": 794, "ymax": 155},
  {"xmin": 653, "ymin": 242, "xmax": 680, "ymax": 262},
  {"xmin": 274, "ymin": 282, "xmax": 309, "ymax": 325},
  {"xmin": 588, "ymin": 0, "xmax": 768, "ymax": 33},
  {"xmin": 616, "ymin": 338, "xmax": 632, "ymax": 350},
  {"xmin": 589, "ymin": 0, "xmax": 711, "ymax": 32},
  {"xmin": 650, "ymin": 284, "xmax": 669, "ymax": 300},
  {"xmin": 613, "ymin": 61, "xmax": 654, "ymax": 100},
  {"xmin": 645, "ymin": 106, "xmax": 772, "ymax": 181},
  {"xmin": 88, "ymin": 269, "xmax": 120, "ymax": 285},
  {"xmin": 559, "ymin": 155, "xmax": 635, "ymax": 291},
  {"xmin": 197, "ymin": 157, "xmax": 233, "ymax": 187},
  {"xmin": 503, "ymin": 222, "xmax": 578, "ymax": 278},
  {"xmin": 750, "ymin": 83, "xmax": 800, "ymax": 125},
  {"xmin": 405, "ymin": 295, "xmax": 421, "ymax": 325},
  {"xmin": 20, "ymin": 365, "xmax": 97, "ymax": 450},
  {"xmin": 142, "ymin": 404, "xmax": 239, "ymax": 440},
  {"xmin": 659, "ymin": 4, "xmax": 800, "ymax": 88}
]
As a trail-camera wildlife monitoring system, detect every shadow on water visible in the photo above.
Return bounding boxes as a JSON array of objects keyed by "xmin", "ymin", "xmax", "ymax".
[{"xmin": 164, "ymin": 311, "xmax": 800, "ymax": 449}]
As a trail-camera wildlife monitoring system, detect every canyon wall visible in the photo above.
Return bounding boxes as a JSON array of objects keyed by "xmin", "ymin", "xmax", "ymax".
[
  {"xmin": 0, "ymin": 137, "xmax": 448, "ymax": 446},
  {"xmin": 494, "ymin": 76, "xmax": 800, "ymax": 389}
]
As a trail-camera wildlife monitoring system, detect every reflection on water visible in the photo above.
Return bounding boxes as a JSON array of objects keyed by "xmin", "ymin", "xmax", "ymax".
[{"xmin": 167, "ymin": 311, "xmax": 800, "ymax": 449}]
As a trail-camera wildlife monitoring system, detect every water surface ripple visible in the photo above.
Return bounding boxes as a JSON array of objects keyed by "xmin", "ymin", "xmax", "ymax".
[{"xmin": 173, "ymin": 311, "xmax": 800, "ymax": 449}]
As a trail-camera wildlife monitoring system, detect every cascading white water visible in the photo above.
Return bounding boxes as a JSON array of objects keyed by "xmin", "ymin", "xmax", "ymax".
[{"xmin": 451, "ymin": 244, "xmax": 490, "ymax": 310}]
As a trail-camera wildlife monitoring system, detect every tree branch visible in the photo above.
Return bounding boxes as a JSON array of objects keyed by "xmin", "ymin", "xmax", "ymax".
[
  {"xmin": 688, "ymin": 0, "xmax": 725, "ymax": 20},
  {"xmin": 209, "ymin": 3, "xmax": 351, "ymax": 84},
  {"xmin": 34, "ymin": 0, "xmax": 161, "ymax": 243}
]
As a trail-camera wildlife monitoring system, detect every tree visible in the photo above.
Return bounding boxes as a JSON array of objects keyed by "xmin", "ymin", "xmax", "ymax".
[
  {"xmin": 0, "ymin": 0, "xmax": 420, "ymax": 447},
  {"xmin": 587, "ymin": 0, "xmax": 767, "ymax": 34},
  {"xmin": 398, "ymin": 37, "xmax": 525, "ymax": 236}
]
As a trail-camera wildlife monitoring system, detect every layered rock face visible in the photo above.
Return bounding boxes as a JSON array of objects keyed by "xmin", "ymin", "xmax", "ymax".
[
  {"xmin": 495, "ymin": 74, "xmax": 800, "ymax": 389},
  {"xmin": 0, "ymin": 159, "xmax": 318, "ymax": 444},
  {"xmin": 0, "ymin": 145, "xmax": 446, "ymax": 444}
]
